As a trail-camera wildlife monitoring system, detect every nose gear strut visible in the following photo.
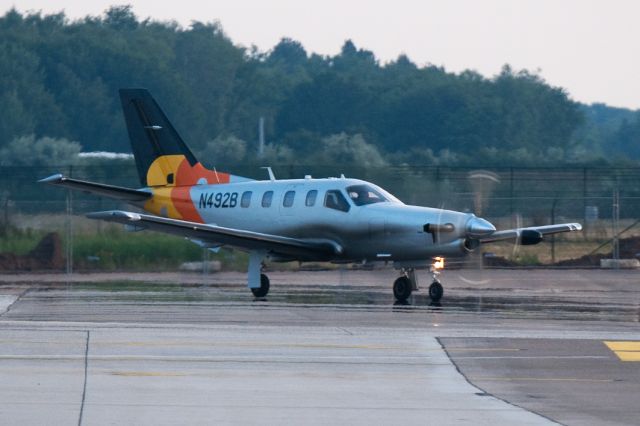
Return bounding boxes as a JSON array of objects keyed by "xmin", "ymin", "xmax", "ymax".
[{"xmin": 428, "ymin": 257, "xmax": 444, "ymax": 302}]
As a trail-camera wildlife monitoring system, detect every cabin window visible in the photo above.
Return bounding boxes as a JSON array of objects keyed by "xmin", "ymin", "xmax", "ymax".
[
  {"xmin": 305, "ymin": 190, "xmax": 318, "ymax": 207},
  {"xmin": 241, "ymin": 191, "xmax": 252, "ymax": 208},
  {"xmin": 262, "ymin": 191, "xmax": 273, "ymax": 207},
  {"xmin": 283, "ymin": 190, "xmax": 295, "ymax": 207},
  {"xmin": 324, "ymin": 190, "xmax": 350, "ymax": 212},
  {"xmin": 346, "ymin": 184, "xmax": 388, "ymax": 206}
]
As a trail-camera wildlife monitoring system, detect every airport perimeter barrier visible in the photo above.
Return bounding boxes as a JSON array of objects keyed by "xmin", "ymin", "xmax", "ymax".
[{"xmin": 1, "ymin": 164, "xmax": 639, "ymax": 268}]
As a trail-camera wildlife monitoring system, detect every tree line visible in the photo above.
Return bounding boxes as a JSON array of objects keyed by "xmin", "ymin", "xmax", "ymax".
[{"xmin": 0, "ymin": 6, "xmax": 638, "ymax": 169}]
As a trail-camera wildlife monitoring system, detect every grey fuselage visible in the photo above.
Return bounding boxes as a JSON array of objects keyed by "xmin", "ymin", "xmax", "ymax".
[{"xmin": 162, "ymin": 177, "xmax": 483, "ymax": 264}]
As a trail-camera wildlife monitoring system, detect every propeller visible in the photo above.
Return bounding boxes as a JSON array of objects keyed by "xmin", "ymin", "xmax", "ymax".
[{"xmin": 466, "ymin": 216, "xmax": 496, "ymax": 237}]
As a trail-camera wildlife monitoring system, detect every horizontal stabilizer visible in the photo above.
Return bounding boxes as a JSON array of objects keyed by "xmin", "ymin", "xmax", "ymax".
[{"xmin": 38, "ymin": 174, "xmax": 151, "ymax": 202}]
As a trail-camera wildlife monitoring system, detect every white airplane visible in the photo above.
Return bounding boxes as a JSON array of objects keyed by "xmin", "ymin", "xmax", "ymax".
[{"xmin": 40, "ymin": 89, "xmax": 582, "ymax": 302}]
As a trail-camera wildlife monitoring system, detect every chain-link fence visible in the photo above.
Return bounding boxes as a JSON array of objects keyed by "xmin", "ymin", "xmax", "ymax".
[{"xmin": 1, "ymin": 164, "xmax": 639, "ymax": 270}]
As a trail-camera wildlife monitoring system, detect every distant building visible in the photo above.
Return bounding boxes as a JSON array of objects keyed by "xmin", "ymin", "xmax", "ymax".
[{"xmin": 78, "ymin": 152, "xmax": 134, "ymax": 160}]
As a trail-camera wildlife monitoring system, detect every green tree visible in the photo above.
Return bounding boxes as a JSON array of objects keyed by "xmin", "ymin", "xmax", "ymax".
[
  {"xmin": 314, "ymin": 133, "xmax": 386, "ymax": 167},
  {"xmin": 0, "ymin": 135, "xmax": 82, "ymax": 166},
  {"xmin": 199, "ymin": 135, "xmax": 248, "ymax": 167}
]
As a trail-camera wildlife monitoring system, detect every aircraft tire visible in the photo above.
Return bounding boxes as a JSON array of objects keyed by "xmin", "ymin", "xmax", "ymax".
[
  {"xmin": 393, "ymin": 276, "xmax": 412, "ymax": 301},
  {"xmin": 251, "ymin": 273, "xmax": 270, "ymax": 298},
  {"xmin": 429, "ymin": 281, "xmax": 444, "ymax": 302}
]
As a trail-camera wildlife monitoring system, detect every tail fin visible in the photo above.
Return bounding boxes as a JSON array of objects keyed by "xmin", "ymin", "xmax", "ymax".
[{"xmin": 119, "ymin": 89, "xmax": 249, "ymax": 187}]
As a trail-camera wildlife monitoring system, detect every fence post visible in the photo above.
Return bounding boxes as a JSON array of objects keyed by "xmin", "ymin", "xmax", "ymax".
[
  {"xmin": 509, "ymin": 167, "xmax": 514, "ymax": 228},
  {"xmin": 1, "ymin": 191, "xmax": 8, "ymax": 236},
  {"xmin": 65, "ymin": 165, "xmax": 73, "ymax": 275},
  {"xmin": 612, "ymin": 188, "xmax": 620, "ymax": 266},
  {"xmin": 550, "ymin": 198, "xmax": 557, "ymax": 264}
]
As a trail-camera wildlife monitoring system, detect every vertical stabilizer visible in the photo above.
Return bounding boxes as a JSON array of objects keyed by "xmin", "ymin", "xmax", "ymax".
[{"xmin": 119, "ymin": 89, "xmax": 250, "ymax": 187}]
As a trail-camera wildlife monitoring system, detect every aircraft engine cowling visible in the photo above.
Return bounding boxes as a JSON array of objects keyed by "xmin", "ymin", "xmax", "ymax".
[
  {"xmin": 463, "ymin": 238, "xmax": 480, "ymax": 252},
  {"xmin": 520, "ymin": 230, "xmax": 543, "ymax": 245}
]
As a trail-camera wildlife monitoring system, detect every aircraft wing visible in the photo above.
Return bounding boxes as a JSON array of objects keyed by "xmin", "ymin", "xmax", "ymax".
[
  {"xmin": 86, "ymin": 210, "xmax": 343, "ymax": 260},
  {"xmin": 480, "ymin": 223, "xmax": 582, "ymax": 244},
  {"xmin": 39, "ymin": 174, "xmax": 151, "ymax": 202}
]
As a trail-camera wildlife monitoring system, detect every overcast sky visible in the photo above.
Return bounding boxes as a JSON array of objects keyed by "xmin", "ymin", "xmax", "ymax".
[{"xmin": 3, "ymin": 0, "xmax": 639, "ymax": 109}]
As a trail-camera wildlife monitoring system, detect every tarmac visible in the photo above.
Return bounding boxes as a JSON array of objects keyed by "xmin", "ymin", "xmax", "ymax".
[{"xmin": 0, "ymin": 268, "xmax": 639, "ymax": 425}]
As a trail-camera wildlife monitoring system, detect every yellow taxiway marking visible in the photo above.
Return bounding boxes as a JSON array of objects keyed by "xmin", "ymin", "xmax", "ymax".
[
  {"xmin": 604, "ymin": 341, "xmax": 640, "ymax": 351},
  {"xmin": 445, "ymin": 348, "xmax": 521, "ymax": 352},
  {"xmin": 110, "ymin": 371, "xmax": 186, "ymax": 377},
  {"xmin": 612, "ymin": 352, "xmax": 640, "ymax": 362},
  {"xmin": 604, "ymin": 341, "xmax": 640, "ymax": 362}
]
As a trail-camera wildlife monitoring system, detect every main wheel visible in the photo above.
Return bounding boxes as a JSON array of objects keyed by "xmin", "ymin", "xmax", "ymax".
[
  {"xmin": 251, "ymin": 273, "xmax": 270, "ymax": 297},
  {"xmin": 393, "ymin": 276, "xmax": 412, "ymax": 301},
  {"xmin": 429, "ymin": 281, "xmax": 444, "ymax": 302}
]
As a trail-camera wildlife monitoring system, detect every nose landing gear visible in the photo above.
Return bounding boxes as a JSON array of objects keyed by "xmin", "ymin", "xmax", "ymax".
[
  {"xmin": 392, "ymin": 257, "xmax": 445, "ymax": 303},
  {"xmin": 428, "ymin": 281, "xmax": 444, "ymax": 302},
  {"xmin": 428, "ymin": 257, "xmax": 444, "ymax": 302}
]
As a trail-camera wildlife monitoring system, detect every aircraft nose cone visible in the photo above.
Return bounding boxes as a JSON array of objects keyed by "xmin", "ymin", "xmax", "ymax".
[{"xmin": 466, "ymin": 216, "xmax": 496, "ymax": 237}]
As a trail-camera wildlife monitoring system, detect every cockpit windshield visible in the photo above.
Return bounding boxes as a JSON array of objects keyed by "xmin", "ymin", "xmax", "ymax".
[{"xmin": 346, "ymin": 184, "xmax": 389, "ymax": 206}]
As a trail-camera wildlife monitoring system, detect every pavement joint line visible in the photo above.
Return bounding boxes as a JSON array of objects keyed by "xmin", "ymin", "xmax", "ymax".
[
  {"xmin": 0, "ymin": 339, "xmax": 429, "ymax": 350},
  {"xmin": 0, "ymin": 354, "xmax": 452, "ymax": 365},
  {"xmin": 3, "ymin": 322, "xmax": 640, "ymax": 341},
  {"xmin": 21, "ymin": 402, "xmax": 539, "ymax": 411},
  {"xmin": 444, "ymin": 348, "xmax": 521, "ymax": 352},
  {"xmin": 436, "ymin": 337, "xmax": 561, "ymax": 425},
  {"xmin": 450, "ymin": 355, "xmax": 609, "ymax": 360},
  {"xmin": 77, "ymin": 330, "xmax": 89, "ymax": 426}
]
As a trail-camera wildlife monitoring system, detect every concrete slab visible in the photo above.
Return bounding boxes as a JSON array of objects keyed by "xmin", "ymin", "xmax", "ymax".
[
  {"xmin": 441, "ymin": 337, "xmax": 640, "ymax": 426},
  {"xmin": 0, "ymin": 326, "xmax": 553, "ymax": 426},
  {"xmin": 1, "ymin": 269, "xmax": 639, "ymax": 425},
  {"xmin": 0, "ymin": 329, "xmax": 86, "ymax": 425}
]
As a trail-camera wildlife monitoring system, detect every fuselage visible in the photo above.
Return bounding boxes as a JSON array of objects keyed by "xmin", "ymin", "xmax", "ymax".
[{"xmin": 142, "ymin": 177, "xmax": 488, "ymax": 264}]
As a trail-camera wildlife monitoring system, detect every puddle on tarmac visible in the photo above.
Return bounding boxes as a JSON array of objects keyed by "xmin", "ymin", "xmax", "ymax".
[{"xmin": 20, "ymin": 281, "xmax": 640, "ymax": 323}]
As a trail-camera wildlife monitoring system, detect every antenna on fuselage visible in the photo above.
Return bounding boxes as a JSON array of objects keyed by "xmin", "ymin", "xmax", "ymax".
[{"xmin": 261, "ymin": 166, "xmax": 276, "ymax": 181}]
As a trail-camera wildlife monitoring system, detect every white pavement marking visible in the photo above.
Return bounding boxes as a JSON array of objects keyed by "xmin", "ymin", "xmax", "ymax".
[
  {"xmin": 0, "ymin": 325, "xmax": 555, "ymax": 426},
  {"xmin": 0, "ymin": 295, "xmax": 18, "ymax": 315}
]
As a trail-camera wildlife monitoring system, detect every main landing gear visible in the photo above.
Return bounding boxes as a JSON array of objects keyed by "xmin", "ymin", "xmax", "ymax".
[
  {"xmin": 393, "ymin": 275, "xmax": 413, "ymax": 301},
  {"xmin": 248, "ymin": 251, "xmax": 270, "ymax": 298},
  {"xmin": 393, "ymin": 257, "xmax": 445, "ymax": 303},
  {"xmin": 251, "ymin": 273, "xmax": 270, "ymax": 298}
]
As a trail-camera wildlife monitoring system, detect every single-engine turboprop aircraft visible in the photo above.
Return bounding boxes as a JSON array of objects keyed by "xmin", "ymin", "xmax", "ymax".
[{"xmin": 40, "ymin": 89, "xmax": 582, "ymax": 302}]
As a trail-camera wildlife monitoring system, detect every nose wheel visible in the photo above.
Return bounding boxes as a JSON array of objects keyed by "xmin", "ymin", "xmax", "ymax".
[
  {"xmin": 428, "ymin": 257, "xmax": 444, "ymax": 302},
  {"xmin": 428, "ymin": 281, "xmax": 443, "ymax": 302}
]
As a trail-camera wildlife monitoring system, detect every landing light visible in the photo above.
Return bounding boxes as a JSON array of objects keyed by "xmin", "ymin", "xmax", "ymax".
[{"xmin": 433, "ymin": 257, "xmax": 445, "ymax": 270}]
